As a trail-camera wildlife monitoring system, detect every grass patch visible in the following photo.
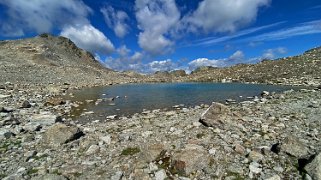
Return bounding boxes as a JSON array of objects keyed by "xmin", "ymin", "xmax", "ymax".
[
  {"xmin": 121, "ymin": 147, "xmax": 140, "ymax": 156},
  {"xmin": 27, "ymin": 168, "xmax": 38, "ymax": 175},
  {"xmin": 225, "ymin": 171, "xmax": 245, "ymax": 180},
  {"xmin": 0, "ymin": 174, "xmax": 6, "ymax": 178}
]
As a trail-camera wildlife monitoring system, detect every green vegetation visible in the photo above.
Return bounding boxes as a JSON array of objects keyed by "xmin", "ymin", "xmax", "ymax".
[
  {"xmin": 196, "ymin": 133, "xmax": 205, "ymax": 139},
  {"xmin": 27, "ymin": 168, "xmax": 38, "ymax": 175},
  {"xmin": 225, "ymin": 171, "xmax": 245, "ymax": 180},
  {"xmin": 121, "ymin": 147, "xmax": 140, "ymax": 156}
]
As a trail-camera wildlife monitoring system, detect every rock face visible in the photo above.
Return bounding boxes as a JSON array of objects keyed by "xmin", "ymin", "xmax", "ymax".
[
  {"xmin": 199, "ymin": 102, "xmax": 231, "ymax": 127},
  {"xmin": 0, "ymin": 34, "xmax": 130, "ymax": 86},
  {"xmin": 305, "ymin": 153, "xmax": 321, "ymax": 180},
  {"xmin": 42, "ymin": 123, "xmax": 84, "ymax": 146}
]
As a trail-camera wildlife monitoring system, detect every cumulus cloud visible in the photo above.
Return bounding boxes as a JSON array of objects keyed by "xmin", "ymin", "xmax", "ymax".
[
  {"xmin": 262, "ymin": 47, "xmax": 287, "ymax": 59},
  {"xmin": 117, "ymin": 45, "xmax": 131, "ymax": 57},
  {"xmin": 60, "ymin": 24, "xmax": 114, "ymax": 55},
  {"xmin": 0, "ymin": 0, "xmax": 91, "ymax": 36},
  {"xmin": 183, "ymin": 0, "xmax": 270, "ymax": 33},
  {"xmin": 135, "ymin": 0, "xmax": 180, "ymax": 55},
  {"xmin": 188, "ymin": 50, "xmax": 245, "ymax": 70},
  {"xmin": 100, "ymin": 6, "xmax": 129, "ymax": 38},
  {"xmin": 105, "ymin": 50, "xmax": 179, "ymax": 74}
]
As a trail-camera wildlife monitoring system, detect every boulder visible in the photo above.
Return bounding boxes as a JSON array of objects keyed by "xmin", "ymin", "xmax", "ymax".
[
  {"xmin": 30, "ymin": 112, "xmax": 62, "ymax": 126},
  {"xmin": 305, "ymin": 153, "xmax": 321, "ymax": 180},
  {"xmin": 155, "ymin": 169, "xmax": 167, "ymax": 180},
  {"xmin": 141, "ymin": 143, "xmax": 165, "ymax": 162},
  {"xmin": 23, "ymin": 122, "xmax": 42, "ymax": 132},
  {"xmin": 21, "ymin": 100, "xmax": 31, "ymax": 108},
  {"xmin": 85, "ymin": 145, "xmax": 100, "ymax": 155},
  {"xmin": 281, "ymin": 136, "xmax": 309, "ymax": 158},
  {"xmin": 199, "ymin": 102, "xmax": 231, "ymax": 127},
  {"xmin": 172, "ymin": 144, "xmax": 210, "ymax": 175},
  {"xmin": 0, "ymin": 129, "xmax": 14, "ymax": 140},
  {"xmin": 2, "ymin": 115, "xmax": 20, "ymax": 126},
  {"xmin": 43, "ymin": 123, "xmax": 84, "ymax": 147}
]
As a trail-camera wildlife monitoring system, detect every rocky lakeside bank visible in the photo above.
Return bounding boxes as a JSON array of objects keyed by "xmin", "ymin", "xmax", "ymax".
[
  {"xmin": 1, "ymin": 81, "xmax": 321, "ymax": 180},
  {"xmin": 1, "ymin": 35, "xmax": 321, "ymax": 179}
]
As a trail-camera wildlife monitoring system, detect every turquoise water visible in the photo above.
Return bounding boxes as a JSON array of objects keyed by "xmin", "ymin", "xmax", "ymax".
[{"xmin": 67, "ymin": 83, "xmax": 298, "ymax": 120}]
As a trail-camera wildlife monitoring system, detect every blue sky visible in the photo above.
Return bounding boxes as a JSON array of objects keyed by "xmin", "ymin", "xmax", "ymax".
[{"xmin": 0, "ymin": 0, "xmax": 321, "ymax": 73}]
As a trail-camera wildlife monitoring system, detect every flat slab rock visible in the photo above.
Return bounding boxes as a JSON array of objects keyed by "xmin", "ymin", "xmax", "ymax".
[{"xmin": 30, "ymin": 112, "xmax": 62, "ymax": 126}]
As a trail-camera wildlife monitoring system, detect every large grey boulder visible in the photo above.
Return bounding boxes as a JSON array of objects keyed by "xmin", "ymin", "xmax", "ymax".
[
  {"xmin": 199, "ymin": 102, "xmax": 231, "ymax": 127},
  {"xmin": 305, "ymin": 153, "xmax": 321, "ymax": 180},
  {"xmin": 281, "ymin": 136, "xmax": 309, "ymax": 158},
  {"xmin": 42, "ymin": 123, "xmax": 84, "ymax": 147}
]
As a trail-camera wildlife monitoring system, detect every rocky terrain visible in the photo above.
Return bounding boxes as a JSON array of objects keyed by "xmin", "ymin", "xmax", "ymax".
[
  {"xmin": 147, "ymin": 47, "xmax": 321, "ymax": 86},
  {"xmin": 0, "ymin": 34, "xmax": 139, "ymax": 88},
  {"xmin": 0, "ymin": 35, "xmax": 321, "ymax": 179}
]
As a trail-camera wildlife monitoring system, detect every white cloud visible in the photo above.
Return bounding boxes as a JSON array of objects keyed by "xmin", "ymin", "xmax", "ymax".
[
  {"xmin": 60, "ymin": 24, "xmax": 114, "ymax": 55},
  {"xmin": 188, "ymin": 58, "xmax": 224, "ymax": 70},
  {"xmin": 183, "ymin": 0, "xmax": 270, "ymax": 33},
  {"xmin": 188, "ymin": 50, "xmax": 245, "ymax": 71},
  {"xmin": 100, "ymin": 6, "xmax": 129, "ymax": 38},
  {"xmin": 247, "ymin": 20, "xmax": 321, "ymax": 42},
  {"xmin": 117, "ymin": 45, "xmax": 131, "ymax": 57},
  {"xmin": 193, "ymin": 22, "xmax": 284, "ymax": 46},
  {"xmin": 188, "ymin": 50, "xmax": 246, "ymax": 70},
  {"xmin": 0, "ymin": 0, "xmax": 91, "ymax": 36},
  {"xmin": 229, "ymin": 50, "xmax": 245, "ymax": 60},
  {"xmin": 135, "ymin": 0, "xmax": 180, "ymax": 55},
  {"xmin": 262, "ymin": 47, "xmax": 287, "ymax": 59},
  {"xmin": 131, "ymin": 52, "xmax": 143, "ymax": 63}
]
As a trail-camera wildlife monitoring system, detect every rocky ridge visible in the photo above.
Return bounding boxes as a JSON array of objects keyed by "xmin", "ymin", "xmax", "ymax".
[{"xmin": 147, "ymin": 47, "xmax": 321, "ymax": 86}]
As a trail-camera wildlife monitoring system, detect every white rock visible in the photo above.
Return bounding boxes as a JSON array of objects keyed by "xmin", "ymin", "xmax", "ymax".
[
  {"xmin": 100, "ymin": 135, "xmax": 111, "ymax": 145},
  {"xmin": 249, "ymin": 162, "xmax": 262, "ymax": 174},
  {"xmin": 142, "ymin": 131, "xmax": 153, "ymax": 138},
  {"xmin": 111, "ymin": 171, "xmax": 123, "ymax": 180},
  {"xmin": 264, "ymin": 175, "xmax": 281, "ymax": 180},
  {"xmin": 85, "ymin": 145, "xmax": 100, "ymax": 155},
  {"xmin": 209, "ymin": 148, "xmax": 216, "ymax": 155},
  {"xmin": 149, "ymin": 162, "xmax": 158, "ymax": 171},
  {"xmin": 0, "ymin": 94, "xmax": 11, "ymax": 99},
  {"xmin": 155, "ymin": 169, "xmax": 167, "ymax": 180}
]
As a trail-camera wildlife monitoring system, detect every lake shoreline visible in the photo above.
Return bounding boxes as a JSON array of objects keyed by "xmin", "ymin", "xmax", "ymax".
[{"xmin": 1, "ymin": 79, "xmax": 321, "ymax": 179}]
